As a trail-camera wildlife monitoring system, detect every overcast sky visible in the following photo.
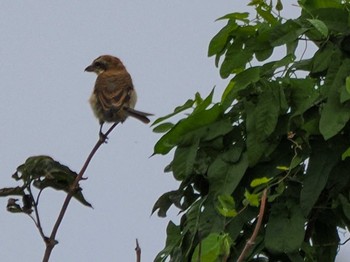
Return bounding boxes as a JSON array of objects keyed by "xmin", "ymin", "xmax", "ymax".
[{"xmin": 0, "ymin": 1, "xmax": 349, "ymax": 261}]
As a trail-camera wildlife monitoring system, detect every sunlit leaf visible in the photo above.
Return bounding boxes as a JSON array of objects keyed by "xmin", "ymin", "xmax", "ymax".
[
  {"xmin": 342, "ymin": 147, "xmax": 350, "ymax": 161},
  {"xmin": 216, "ymin": 195, "xmax": 237, "ymax": 217},
  {"xmin": 250, "ymin": 177, "xmax": 272, "ymax": 187},
  {"xmin": 276, "ymin": 166, "xmax": 289, "ymax": 171},
  {"xmin": 244, "ymin": 190, "xmax": 259, "ymax": 207},
  {"xmin": 191, "ymin": 233, "xmax": 232, "ymax": 262}
]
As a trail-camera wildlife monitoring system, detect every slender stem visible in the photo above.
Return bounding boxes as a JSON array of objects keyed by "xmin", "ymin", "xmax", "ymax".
[
  {"xmin": 237, "ymin": 189, "xmax": 268, "ymax": 262},
  {"xmin": 28, "ymin": 186, "xmax": 47, "ymax": 242},
  {"xmin": 42, "ymin": 123, "xmax": 118, "ymax": 262}
]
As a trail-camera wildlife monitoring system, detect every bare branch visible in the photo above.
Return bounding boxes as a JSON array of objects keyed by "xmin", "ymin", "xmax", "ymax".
[
  {"xmin": 42, "ymin": 123, "xmax": 119, "ymax": 262},
  {"xmin": 237, "ymin": 189, "xmax": 268, "ymax": 262}
]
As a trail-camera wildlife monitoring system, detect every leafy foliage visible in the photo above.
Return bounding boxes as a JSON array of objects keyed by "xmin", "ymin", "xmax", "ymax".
[
  {"xmin": 153, "ymin": 0, "xmax": 350, "ymax": 261},
  {"xmin": 0, "ymin": 155, "xmax": 91, "ymax": 214}
]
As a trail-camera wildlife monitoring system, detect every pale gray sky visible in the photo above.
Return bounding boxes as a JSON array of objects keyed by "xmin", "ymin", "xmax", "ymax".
[{"xmin": 0, "ymin": 1, "xmax": 348, "ymax": 261}]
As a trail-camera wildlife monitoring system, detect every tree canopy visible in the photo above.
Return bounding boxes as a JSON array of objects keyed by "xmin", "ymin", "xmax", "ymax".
[{"xmin": 152, "ymin": 0, "xmax": 350, "ymax": 261}]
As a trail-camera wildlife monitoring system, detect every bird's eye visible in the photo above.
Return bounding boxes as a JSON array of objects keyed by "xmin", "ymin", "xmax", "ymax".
[{"xmin": 94, "ymin": 61, "xmax": 103, "ymax": 68}]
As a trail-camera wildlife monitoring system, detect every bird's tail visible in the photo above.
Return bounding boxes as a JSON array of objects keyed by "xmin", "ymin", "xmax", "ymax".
[{"xmin": 125, "ymin": 107, "xmax": 153, "ymax": 124}]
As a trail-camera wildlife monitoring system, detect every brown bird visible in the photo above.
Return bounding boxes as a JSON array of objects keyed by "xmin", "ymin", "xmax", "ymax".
[{"xmin": 85, "ymin": 55, "xmax": 152, "ymax": 138}]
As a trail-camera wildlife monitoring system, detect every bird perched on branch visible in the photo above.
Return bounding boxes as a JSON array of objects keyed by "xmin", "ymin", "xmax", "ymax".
[{"xmin": 85, "ymin": 55, "xmax": 152, "ymax": 138}]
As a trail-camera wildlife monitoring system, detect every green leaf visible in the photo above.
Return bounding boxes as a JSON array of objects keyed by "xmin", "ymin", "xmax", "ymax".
[
  {"xmin": 221, "ymin": 67, "xmax": 260, "ymax": 109},
  {"xmin": 155, "ymin": 221, "xmax": 182, "ymax": 262},
  {"xmin": 244, "ymin": 190, "xmax": 259, "ymax": 207},
  {"xmin": 339, "ymin": 194, "xmax": 350, "ymax": 221},
  {"xmin": 265, "ymin": 200, "xmax": 306, "ymax": 253},
  {"xmin": 287, "ymin": 252, "xmax": 304, "ymax": 262},
  {"xmin": 152, "ymin": 190, "xmax": 180, "ymax": 217},
  {"xmin": 14, "ymin": 156, "xmax": 92, "ymax": 207},
  {"xmin": 272, "ymin": 54, "xmax": 295, "ymax": 70},
  {"xmin": 208, "ymin": 152, "xmax": 248, "ymax": 195},
  {"xmin": 216, "ymin": 195, "xmax": 237, "ymax": 217},
  {"xmin": 276, "ymin": 166, "xmax": 289, "ymax": 171},
  {"xmin": 311, "ymin": 43, "xmax": 335, "ymax": 73},
  {"xmin": 255, "ymin": 47, "xmax": 274, "ymax": 62},
  {"xmin": 270, "ymin": 20, "xmax": 308, "ymax": 47},
  {"xmin": 319, "ymin": 57, "xmax": 350, "ymax": 140},
  {"xmin": 152, "ymin": 122, "xmax": 174, "ymax": 133},
  {"xmin": 208, "ymin": 21, "xmax": 237, "ymax": 57},
  {"xmin": 245, "ymin": 101, "xmax": 268, "ymax": 165},
  {"xmin": 301, "ymin": 0, "xmax": 342, "ymax": 9},
  {"xmin": 341, "ymin": 77, "xmax": 350, "ymax": 103},
  {"xmin": 342, "ymin": 147, "xmax": 350, "ymax": 160},
  {"xmin": 154, "ymin": 104, "xmax": 223, "ymax": 155},
  {"xmin": 300, "ymin": 141, "xmax": 339, "ymax": 216},
  {"xmin": 0, "ymin": 187, "xmax": 25, "ymax": 197},
  {"xmin": 276, "ymin": 0, "xmax": 283, "ymax": 11},
  {"xmin": 289, "ymin": 78, "xmax": 319, "ymax": 117},
  {"xmin": 257, "ymin": 6, "xmax": 278, "ymax": 25},
  {"xmin": 313, "ymin": 216, "xmax": 339, "ymax": 261},
  {"xmin": 193, "ymin": 88, "xmax": 215, "ymax": 113},
  {"xmin": 346, "ymin": 76, "xmax": 350, "ymax": 95},
  {"xmin": 191, "ymin": 233, "xmax": 232, "ymax": 262},
  {"xmin": 152, "ymin": 98, "xmax": 194, "ymax": 126},
  {"xmin": 245, "ymin": 83, "xmax": 283, "ymax": 165},
  {"xmin": 172, "ymin": 139, "xmax": 199, "ymax": 180},
  {"xmin": 250, "ymin": 177, "xmax": 272, "ymax": 187},
  {"xmin": 255, "ymin": 87, "xmax": 281, "ymax": 139},
  {"xmin": 286, "ymin": 40, "xmax": 298, "ymax": 57},
  {"xmin": 307, "ymin": 19, "xmax": 328, "ymax": 38},
  {"xmin": 220, "ymin": 42, "xmax": 253, "ymax": 78},
  {"xmin": 341, "ymin": 76, "xmax": 350, "ymax": 104},
  {"xmin": 216, "ymin": 12, "xmax": 249, "ymax": 22},
  {"xmin": 306, "ymin": 8, "xmax": 348, "ymax": 33}
]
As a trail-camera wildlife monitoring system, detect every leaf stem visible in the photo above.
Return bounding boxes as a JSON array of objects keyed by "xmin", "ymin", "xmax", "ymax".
[{"xmin": 28, "ymin": 186, "xmax": 47, "ymax": 242}]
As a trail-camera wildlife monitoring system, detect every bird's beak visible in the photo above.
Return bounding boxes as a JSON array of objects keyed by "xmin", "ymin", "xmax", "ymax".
[{"xmin": 84, "ymin": 65, "xmax": 95, "ymax": 72}]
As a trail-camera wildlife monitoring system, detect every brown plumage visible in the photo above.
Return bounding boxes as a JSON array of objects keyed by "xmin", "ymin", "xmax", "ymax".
[{"xmin": 85, "ymin": 55, "xmax": 152, "ymax": 137}]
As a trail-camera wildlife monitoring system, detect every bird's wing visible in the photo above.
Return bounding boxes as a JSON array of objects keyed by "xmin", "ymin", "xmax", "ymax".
[{"xmin": 94, "ymin": 72, "xmax": 133, "ymax": 111}]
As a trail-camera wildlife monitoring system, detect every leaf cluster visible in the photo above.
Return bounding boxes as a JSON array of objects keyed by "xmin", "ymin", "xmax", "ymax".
[
  {"xmin": 1, "ymin": 155, "xmax": 91, "ymax": 215},
  {"xmin": 153, "ymin": 0, "xmax": 350, "ymax": 261}
]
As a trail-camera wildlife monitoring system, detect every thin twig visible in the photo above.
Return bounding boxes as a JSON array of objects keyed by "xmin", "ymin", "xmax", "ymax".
[
  {"xmin": 27, "ymin": 213, "xmax": 47, "ymax": 242},
  {"xmin": 135, "ymin": 239, "xmax": 141, "ymax": 262},
  {"xmin": 42, "ymin": 123, "xmax": 118, "ymax": 262},
  {"xmin": 341, "ymin": 237, "xmax": 350, "ymax": 245},
  {"xmin": 237, "ymin": 189, "xmax": 268, "ymax": 262},
  {"xmin": 36, "ymin": 189, "xmax": 44, "ymax": 207},
  {"xmin": 28, "ymin": 186, "xmax": 47, "ymax": 242}
]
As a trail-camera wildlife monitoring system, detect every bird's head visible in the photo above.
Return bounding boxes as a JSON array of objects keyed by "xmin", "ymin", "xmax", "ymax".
[{"xmin": 85, "ymin": 55, "xmax": 125, "ymax": 75}]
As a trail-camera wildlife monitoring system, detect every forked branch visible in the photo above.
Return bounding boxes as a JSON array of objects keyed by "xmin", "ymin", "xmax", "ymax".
[{"xmin": 42, "ymin": 123, "xmax": 118, "ymax": 262}]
